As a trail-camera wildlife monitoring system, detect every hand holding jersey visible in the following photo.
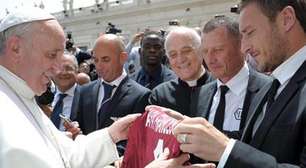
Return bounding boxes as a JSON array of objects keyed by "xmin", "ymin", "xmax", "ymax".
[
  {"xmin": 108, "ymin": 113, "xmax": 142, "ymax": 143},
  {"xmin": 122, "ymin": 105, "xmax": 216, "ymax": 168},
  {"xmin": 146, "ymin": 105, "xmax": 229, "ymax": 162}
]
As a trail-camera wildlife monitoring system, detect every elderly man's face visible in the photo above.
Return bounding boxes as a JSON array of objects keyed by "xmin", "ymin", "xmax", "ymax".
[
  {"xmin": 202, "ymin": 26, "xmax": 244, "ymax": 83},
  {"xmin": 167, "ymin": 34, "xmax": 203, "ymax": 81},
  {"xmin": 18, "ymin": 20, "xmax": 65, "ymax": 95},
  {"xmin": 53, "ymin": 55, "xmax": 77, "ymax": 92}
]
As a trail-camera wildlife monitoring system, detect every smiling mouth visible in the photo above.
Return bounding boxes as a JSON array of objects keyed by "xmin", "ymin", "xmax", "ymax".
[{"xmin": 178, "ymin": 64, "xmax": 190, "ymax": 69}]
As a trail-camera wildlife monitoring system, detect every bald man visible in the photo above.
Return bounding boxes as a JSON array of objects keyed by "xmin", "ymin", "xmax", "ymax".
[
  {"xmin": 76, "ymin": 72, "xmax": 90, "ymax": 85},
  {"xmin": 74, "ymin": 34, "xmax": 150, "ymax": 155}
]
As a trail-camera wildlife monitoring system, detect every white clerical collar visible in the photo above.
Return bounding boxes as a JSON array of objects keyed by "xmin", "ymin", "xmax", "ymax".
[{"xmin": 185, "ymin": 66, "xmax": 205, "ymax": 87}]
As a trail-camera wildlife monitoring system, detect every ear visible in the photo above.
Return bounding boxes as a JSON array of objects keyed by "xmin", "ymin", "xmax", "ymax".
[
  {"xmin": 119, "ymin": 51, "xmax": 128, "ymax": 65},
  {"xmin": 5, "ymin": 36, "xmax": 23, "ymax": 63},
  {"xmin": 279, "ymin": 6, "xmax": 296, "ymax": 32}
]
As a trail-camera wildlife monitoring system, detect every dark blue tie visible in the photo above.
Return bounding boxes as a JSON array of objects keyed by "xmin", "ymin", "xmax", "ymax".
[
  {"xmin": 51, "ymin": 93, "xmax": 67, "ymax": 128},
  {"xmin": 98, "ymin": 82, "xmax": 115, "ymax": 125}
]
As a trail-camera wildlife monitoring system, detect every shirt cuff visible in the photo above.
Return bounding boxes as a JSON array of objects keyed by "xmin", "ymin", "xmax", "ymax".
[{"xmin": 217, "ymin": 139, "xmax": 236, "ymax": 168}]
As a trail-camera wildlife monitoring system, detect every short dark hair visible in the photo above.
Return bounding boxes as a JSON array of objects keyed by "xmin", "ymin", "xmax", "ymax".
[
  {"xmin": 239, "ymin": 0, "xmax": 306, "ymax": 32},
  {"xmin": 140, "ymin": 30, "xmax": 164, "ymax": 46},
  {"xmin": 202, "ymin": 15, "xmax": 240, "ymax": 40}
]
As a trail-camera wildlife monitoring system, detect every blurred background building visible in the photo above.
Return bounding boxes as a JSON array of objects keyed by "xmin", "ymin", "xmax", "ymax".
[
  {"xmin": 1, "ymin": 0, "xmax": 239, "ymax": 50},
  {"xmin": 55, "ymin": 0, "xmax": 238, "ymax": 50}
]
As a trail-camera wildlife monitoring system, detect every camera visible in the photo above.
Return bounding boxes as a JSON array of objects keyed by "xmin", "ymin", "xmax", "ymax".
[
  {"xmin": 105, "ymin": 22, "xmax": 122, "ymax": 34},
  {"xmin": 169, "ymin": 19, "xmax": 180, "ymax": 26},
  {"xmin": 230, "ymin": 4, "xmax": 239, "ymax": 14},
  {"xmin": 66, "ymin": 32, "xmax": 74, "ymax": 50}
]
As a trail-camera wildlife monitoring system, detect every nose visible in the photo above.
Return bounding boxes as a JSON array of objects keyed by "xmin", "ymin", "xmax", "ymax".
[
  {"xmin": 148, "ymin": 46, "xmax": 156, "ymax": 53},
  {"xmin": 176, "ymin": 52, "xmax": 186, "ymax": 64}
]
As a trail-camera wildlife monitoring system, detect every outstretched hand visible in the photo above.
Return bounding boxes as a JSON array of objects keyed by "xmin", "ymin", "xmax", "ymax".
[{"xmin": 108, "ymin": 113, "xmax": 141, "ymax": 143}]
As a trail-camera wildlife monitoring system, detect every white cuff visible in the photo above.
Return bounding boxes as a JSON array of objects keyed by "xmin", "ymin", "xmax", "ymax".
[{"xmin": 217, "ymin": 139, "xmax": 236, "ymax": 168}]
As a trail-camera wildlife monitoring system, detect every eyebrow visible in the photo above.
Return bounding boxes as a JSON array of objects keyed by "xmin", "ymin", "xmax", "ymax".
[
  {"xmin": 240, "ymin": 25, "xmax": 252, "ymax": 34},
  {"xmin": 181, "ymin": 46, "xmax": 193, "ymax": 49}
]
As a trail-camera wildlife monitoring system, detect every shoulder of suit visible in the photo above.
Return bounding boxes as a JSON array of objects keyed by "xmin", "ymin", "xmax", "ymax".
[
  {"xmin": 151, "ymin": 79, "xmax": 179, "ymax": 94},
  {"xmin": 162, "ymin": 66, "xmax": 177, "ymax": 78},
  {"xmin": 198, "ymin": 81, "xmax": 217, "ymax": 92},
  {"xmin": 79, "ymin": 80, "xmax": 99, "ymax": 90},
  {"xmin": 126, "ymin": 78, "xmax": 151, "ymax": 93}
]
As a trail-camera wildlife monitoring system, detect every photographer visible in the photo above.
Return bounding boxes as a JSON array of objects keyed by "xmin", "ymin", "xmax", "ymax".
[
  {"xmin": 105, "ymin": 22, "xmax": 122, "ymax": 34},
  {"xmin": 66, "ymin": 32, "xmax": 92, "ymax": 64}
]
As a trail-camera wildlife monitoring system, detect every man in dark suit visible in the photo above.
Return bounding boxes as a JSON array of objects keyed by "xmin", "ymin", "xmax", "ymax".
[
  {"xmin": 131, "ymin": 31, "xmax": 176, "ymax": 90},
  {"xmin": 149, "ymin": 26, "xmax": 214, "ymax": 117},
  {"xmin": 193, "ymin": 16, "xmax": 271, "ymax": 139},
  {"xmin": 167, "ymin": 0, "xmax": 306, "ymax": 167},
  {"xmin": 51, "ymin": 53, "xmax": 81, "ymax": 132},
  {"xmin": 74, "ymin": 34, "xmax": 150, "ymax": 135}
]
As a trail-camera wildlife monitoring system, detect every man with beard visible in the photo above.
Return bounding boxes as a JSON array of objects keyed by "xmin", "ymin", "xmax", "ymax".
[{"xmin": 157, "ymin": 0, "xmax": 306, "ymax": 167}]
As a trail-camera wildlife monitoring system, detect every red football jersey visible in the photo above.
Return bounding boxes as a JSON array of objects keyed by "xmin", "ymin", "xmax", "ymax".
[{"xmin": 121, "ymin": 108, "xmax": 181, "ymax": 168}]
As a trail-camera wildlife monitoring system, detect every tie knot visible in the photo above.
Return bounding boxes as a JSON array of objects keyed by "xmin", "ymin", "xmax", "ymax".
[
  {"xmin": 272, "ymin": 78, "xmax": 280, "ymax": 89},
  {"xmin": 59, "ymin": 93, "xmax": 67, "ymax": 100},
  {"xmin": 268, "ymin": 79, "xmax": 280, "ymax": 96},
  {"xmin": 219, "ymin": 85, "xmax": 229, "ymax": 95},
  {"xmin": 103, "ymin": 82, "xmax": 115, "ymax": 90},
  {"xmin": 102, "ymin": 82, "xmax": 115, "ymax": 101}
]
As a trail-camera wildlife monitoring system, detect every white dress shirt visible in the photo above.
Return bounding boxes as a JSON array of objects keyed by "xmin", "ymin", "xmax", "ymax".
[
  {"xmin": 218, "ymin": 45, "xmax": 306, "ymax": 168},
  {"xmin": 209, "ymin": 63, "xmax": 249, "ymax": 131},
  {"xmin": 0, "ymin": 65, "xmax": 119, "ymax": 168},
  {"xmin": 52, "ymin": 84, "xmax": 77, "ymax": 131},
  {"xmin": 97, "ymin": 69, "xmax": 127, "ymax": 113}
]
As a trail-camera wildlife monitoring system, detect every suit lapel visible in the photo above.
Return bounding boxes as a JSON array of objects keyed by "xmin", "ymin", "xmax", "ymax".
[
  {"xmin": 240, "ymin": 69, "xmax": 263, "ymax": 129},
  {"xmin": 251, "ymin": 61, "xmax": 306, "ymax": 147},
  {"xmin": 195, "ymin": 82, "xmax": 217, "ymax": 118},
  {"xmin": 241, "ymin": 83, "xmax": 271, "ymax": 142},
  {"xmin": 70, "ymin": 85, "xmax": 80, "ymax": 120},
  {"xmin": 90, "ymin": 80, "xmax": 101, "ymax": 129},
  {"xmin": 98, "ymin": 76, "xmax": 129, "ymax": 128}
]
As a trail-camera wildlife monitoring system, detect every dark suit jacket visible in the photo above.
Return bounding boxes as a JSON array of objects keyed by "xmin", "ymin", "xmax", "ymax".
[
  {"xmin": 225, "ymin": 61, "xmax": 306, "ymax": 168},
  {"xmin": 149, "ymin": 72, "xmax": 214, "ymax": 116},
  {"xmin": 130, "ymin": 65, "xmax": 177, "ymax": 90},
  {"xmin": 70, "ymin": 84, "xmax": 81, "ymax": 121},
  {"xmin": 74, "ymin": 76, "xmax": 151, "ymax": 135},
  {"xmin": 192, "ymin": 68, "xmax": 271, "ymax": 139}
]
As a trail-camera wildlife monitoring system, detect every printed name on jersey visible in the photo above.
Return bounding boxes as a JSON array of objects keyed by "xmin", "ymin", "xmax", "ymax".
[{"xmin": 145, "ymin": 109, "xmax": 178, "ymax": 135}]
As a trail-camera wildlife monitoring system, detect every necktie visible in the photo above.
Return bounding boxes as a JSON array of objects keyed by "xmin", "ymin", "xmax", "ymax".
[
  {"xmin": 98, "ymin": 82, "xmax": 115, "ymax": 124},
  {"xmin": 244, "ymin": 79, "xmax": 280, "ymax": 143},
  {"xmin": 51, "ymin": 93, "xmax": 67, "ymax": 128},
  {"xmin": 213, "ymin": 85, "xmax": 229, "ymax": 130},
  {"xmin": 266, "ymin": 79, "xmax": 281, "ymax": 110}
]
